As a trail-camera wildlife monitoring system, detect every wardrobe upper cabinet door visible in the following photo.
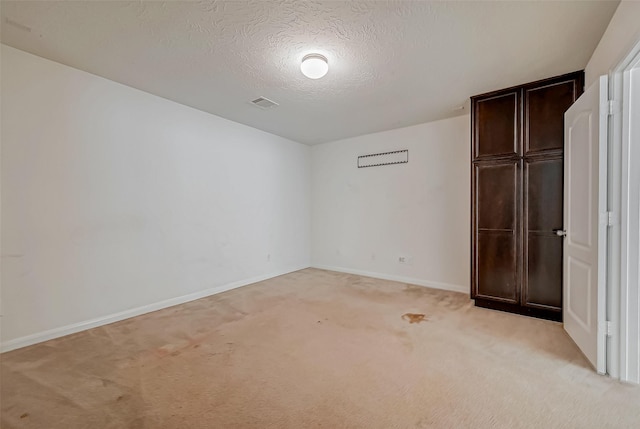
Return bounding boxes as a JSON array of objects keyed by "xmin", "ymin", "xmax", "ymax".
[
  {"xmin": 472, "ymin": 90, "xmax": 520, "ymax": 159},
  {"xmin": 524, "ymin": 78, "xmax": 580, "ymax": 155}
]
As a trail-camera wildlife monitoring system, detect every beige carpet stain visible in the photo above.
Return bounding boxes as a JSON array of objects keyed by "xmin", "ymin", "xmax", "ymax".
[
  {"xmin": 402, "ymin": 313, "xmax": 428, "ymax": 324},
  {"xmin": 2, "ymin": 268, "xmax": 639, "ymax": 428}
]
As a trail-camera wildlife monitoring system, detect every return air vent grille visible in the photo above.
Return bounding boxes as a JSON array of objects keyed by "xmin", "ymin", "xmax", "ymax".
[
  {"xmin": 358, "ymin": 150, "xmax": 408, "ymax": 168},
  {"xmin": 250, "ymin": 97, "xmax": 279, "ymax": 109}
]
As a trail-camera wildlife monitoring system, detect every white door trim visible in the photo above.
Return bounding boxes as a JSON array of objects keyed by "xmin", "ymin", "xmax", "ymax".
[{"xmin": 610, "ymin": 39, "xmax": 640, "ymax": 384}]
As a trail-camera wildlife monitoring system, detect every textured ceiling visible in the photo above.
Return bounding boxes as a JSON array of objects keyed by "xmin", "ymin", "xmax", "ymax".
[{"xmin": 0, "ymin": 1, "xmax": 619, "ymax": 145}]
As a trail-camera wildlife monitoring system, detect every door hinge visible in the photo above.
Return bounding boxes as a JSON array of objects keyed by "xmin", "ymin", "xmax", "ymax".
[
  {"xmin": 607, "ymin": 211, "xmax": 619, "ymax": 227},
  {"xmin": 606, "ymin": 321, "xmax": 615, "ymax": 337},
  {"xmin": 600, "ymin": 320, "xmax": 615, "ymax": 337},
  {"xmin": 608, "ymin": 99, "xmax": 621, "ymax": 116}
]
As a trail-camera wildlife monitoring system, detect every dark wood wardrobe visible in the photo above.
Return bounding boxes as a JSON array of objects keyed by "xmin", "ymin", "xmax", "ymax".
[{"xmin": 470, "ymin": 71, "xmax": 584, "ymax": 321}]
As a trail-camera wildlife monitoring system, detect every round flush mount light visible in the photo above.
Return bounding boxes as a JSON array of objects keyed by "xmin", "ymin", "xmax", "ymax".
[{"xmin": 301, "ymin": 54, "xmax": 329, "ymax": 79}]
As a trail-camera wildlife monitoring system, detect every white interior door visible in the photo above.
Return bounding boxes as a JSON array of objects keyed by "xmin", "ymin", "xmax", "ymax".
[{"xmin": 563, "ymin": 75, "xmax": 608, "ymax": 374}]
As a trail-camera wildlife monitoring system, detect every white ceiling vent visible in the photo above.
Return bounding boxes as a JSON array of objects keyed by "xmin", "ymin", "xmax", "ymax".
[{"xmin": 250, "ymin": 97, "xmax": 279, "ymax": 109}]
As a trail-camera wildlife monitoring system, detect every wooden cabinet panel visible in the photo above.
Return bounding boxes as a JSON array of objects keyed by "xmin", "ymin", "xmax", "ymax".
[
  {"xmin": 525, "ymin": 79, "xmax": 580, "ymax": 155},
  {"xmin": 524, "ymin": 157, "xmax": 564, "ymax": 310},
  {"xmin": 476, "ymin": 232, "xmax": 518, "ymax": 302},
  {"xmin": 525, "ymin": 234, "xmax": 563, "ymax": 309},
  {"xmin": 472, "ymin": 160, "xmax": 520, "ymax": 303},
  {"xmin": 525, "ymin": 157, "xmax": 563, "ymax": 232},
  {"xmin": 473, "ymin": 91, "xmax": 520, "ymax": 159},
  {"xmin": 476, "ymin": 162, "xmax": 518, "ymax": 230}
]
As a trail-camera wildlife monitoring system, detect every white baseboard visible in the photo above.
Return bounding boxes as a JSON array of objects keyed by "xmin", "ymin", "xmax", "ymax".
[
  {"xmin": 312, "ymin": 264, "xmax": 468, "ymax": 294},
  {"xmin": 1, "ymin": 265, "xmax": 310, "ymax": 353}
]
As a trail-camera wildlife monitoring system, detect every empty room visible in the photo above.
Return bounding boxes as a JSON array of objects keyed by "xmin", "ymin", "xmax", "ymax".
[{"xmin": 2, "ymin": 1, "xmax": 640, "ymax": 428}]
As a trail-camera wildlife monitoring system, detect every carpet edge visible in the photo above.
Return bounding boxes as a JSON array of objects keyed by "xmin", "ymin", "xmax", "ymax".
[
  {"xmin": 1, "ymin": 265, "xmax": 311, "ymax": 353},
  {"xmin": 311, "ymin": 264, "xmax": 468, "ymax": 294}
]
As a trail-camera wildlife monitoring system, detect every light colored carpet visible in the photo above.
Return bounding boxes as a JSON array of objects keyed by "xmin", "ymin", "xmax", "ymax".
[{"xmin": 2, "ymin": 268, "xmax": 639, "ymax": 428}]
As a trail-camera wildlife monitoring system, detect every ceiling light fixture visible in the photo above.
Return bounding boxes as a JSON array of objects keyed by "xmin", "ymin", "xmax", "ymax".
[{"xmin": 301, "ymin": 54, "xmax": 329, "ymax": 79}]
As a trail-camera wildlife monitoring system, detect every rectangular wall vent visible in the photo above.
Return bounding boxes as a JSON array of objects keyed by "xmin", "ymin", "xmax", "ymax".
[
  {"xmin": 251, "ymin": 97, "xmax": 279, "ymax": 109},
  {"xmin": 358, "ymin": 150, "xmax": 408, "ymax": 168}
]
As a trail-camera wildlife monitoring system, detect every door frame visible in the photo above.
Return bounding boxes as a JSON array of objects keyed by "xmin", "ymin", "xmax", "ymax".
[{"xmin": 609, "ymin": 38, "xmax": 640, "ymax": 384}]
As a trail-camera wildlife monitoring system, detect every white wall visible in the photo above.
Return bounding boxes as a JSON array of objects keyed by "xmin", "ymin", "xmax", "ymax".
[
  {"xmin": 311, "ymin": 116, "xmax": 470, "ymax": 293},
  {"xmin": 584, "ymin": 0, "xmax": 640, "ymax": 87},
  {"xmin": 0, "ymin": 45, "xmax": 311, "ymax": 350}
]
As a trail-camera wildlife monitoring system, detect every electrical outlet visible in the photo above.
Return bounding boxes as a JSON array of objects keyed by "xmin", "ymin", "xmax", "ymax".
[{"xmin": 399, "ymin": 256, "xmax": 413, "ymax": 265}]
